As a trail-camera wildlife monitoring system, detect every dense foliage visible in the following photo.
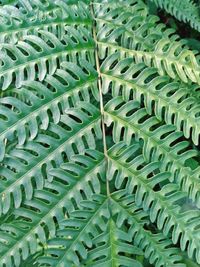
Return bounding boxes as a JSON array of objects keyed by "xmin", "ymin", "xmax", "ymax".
[{"xmin": 0, "ymin": 0, "xmax": 200, "ymax": 266}]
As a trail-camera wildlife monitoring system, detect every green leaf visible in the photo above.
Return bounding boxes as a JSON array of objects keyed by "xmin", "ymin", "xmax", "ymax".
[
  {"xmin": 110, "ymin": 191, "xmax": 185, "ymax": 267},
  {"xmin": 0, "ymin": 27, "xmax": 94, "ymax": 90},
  {"xmin": 0, "ymin": 0, "xmax": 200, "ymax": 266},
  {"xmin": 0, "ymin": 60, "xmax": 98, "ymax": 160},
  {"xmin": 0, "ymin": 1, "xmax": 92, "ymax": 44},
  {"xmin": 94, "ymin": 0, "xmax": 200, "ymax": 85},
  {"xmin": 0, "ymin": 102, "xmax": 102, "ymax": 215},
  {"xmin": 38, "ymin": 195, "xmax": 109, "ymax": 267},
  {"xmin": 150, "ymin": 0, "xmax": 200, "ymax": 32},
  {"xmin": 85, "ymin": 218, "xmax": 143, "ymax": 267},
  {"xmin": 0, "ymin": 150, "xmax": 105, "ymax": 266}
]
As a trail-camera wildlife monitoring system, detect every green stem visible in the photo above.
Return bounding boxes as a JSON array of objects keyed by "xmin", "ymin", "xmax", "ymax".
[{"xmin": 90, "ymin": 2, "xmax": 110, "ymax": 196}]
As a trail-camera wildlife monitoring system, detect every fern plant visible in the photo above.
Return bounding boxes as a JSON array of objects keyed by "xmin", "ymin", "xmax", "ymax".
[
  {"xmin": 149, "ymin": 0, "xmax": 200, "ymax": 32},
  {"xmin": 1, "ymin": 0, "xmax": 200, "ymax": 266}
]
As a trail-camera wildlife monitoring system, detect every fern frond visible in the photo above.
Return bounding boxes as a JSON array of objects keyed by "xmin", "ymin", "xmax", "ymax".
[
  {"xmin": 85, "ymin": 218, "xmax": 143, "ymax": 267},
  {"xmin": 94, "ymin": 0, "xmax": 200, "ymax": 85},
  {"xmin": 0, "ymin": 102, "xmax": 101, "ymax": 214},
  {"xmin": 94, "ymin": 0, "xmax": 176, "ymax": 51},
  {"xmin": 16, "ymin": 0, "xmax": 90, "ymax": 14},
  {"xmin": 4, "ymin": 0, "xmax": 66, "ymax": 13},
  {"xmin": 101, "ymin": 55, "xmax": 200, "ymax": 145},
  {"xmin": 108, "ymin": 142, "xmax": 200, "ymax": 263},
  {"xmin": 0, "ymin": 0, "xmax": 200, "ymax": 265},
  {"xmin": 93, "ymin": 0, "xmax": 148, "ymax": 18},
  {"xmin": 38, "ymin": 195, "xmax": 109, "ymax": 267},
  {"xmin": 21, "ymin": 251, "xmax": 42, "ymax": 267},
  {"xmin": 0, "ymin": 150, "xmax": 105, "ymax": 267},
  {"xmin": 104, "ymin": 96, "xmax": 196, "ymax": 165},
  {"xmin": 0, "ymin": 1, "xmax": 91, "ymax": 44},
  {"xmin": 0, "ymin": 60, "xmax": 98, "ymax": 160},
  {"xmin": 150, "ymin": 0, "xmax": 200, "ymax": 32},
  {"xmin": 105, "ymin": 96, "xmax": 200, "ymax": 207},
  {"xmin": 110, "ymin": 191, "xmax": 185, "ymax": 267},
  {"xmin": 0, "ymin": 27, "xmax": 94, "ymax": 90}
]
